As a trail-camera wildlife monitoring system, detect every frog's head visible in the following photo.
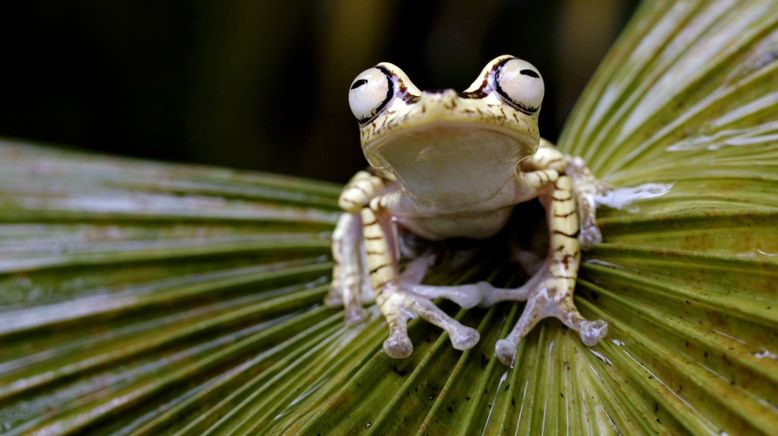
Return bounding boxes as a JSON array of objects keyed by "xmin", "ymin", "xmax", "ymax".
[{"xmin": 347, "ymin": 55, "xmax": 544, "ymax": 206}]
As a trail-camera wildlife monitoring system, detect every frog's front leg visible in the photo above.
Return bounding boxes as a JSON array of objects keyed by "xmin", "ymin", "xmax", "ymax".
[
  {"xmin": 566, "ymin": 156, "xmax": 610, "ymax": 248},
  {"xmin": 326, "ymin": 170, "xmax": 393, "ymax": 324},
  {"xmin": 521, "ymin": 139, "xmax": 609, "ymax": 249},
  {"xmin": 362, "ymin": 196, "xmax": 481, "ymax": 358},
  {"xmin": 486, "ymin": 175, "xmax": 608, "ymax": 366}
]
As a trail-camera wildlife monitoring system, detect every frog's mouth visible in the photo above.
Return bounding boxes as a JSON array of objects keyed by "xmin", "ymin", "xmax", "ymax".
[{"xmin": 365, "ymin": 122, "xmax": 537, "ymax": 210}]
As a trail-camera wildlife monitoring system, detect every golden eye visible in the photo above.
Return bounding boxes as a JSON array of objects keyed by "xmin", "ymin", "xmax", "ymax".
[
  {"xmin": 494, "ymin": 58, "xmax": 544, "ymax": 114},
  {"xmin": 348, "ymin": 67, "xmax": 394, "ymax": 124}
]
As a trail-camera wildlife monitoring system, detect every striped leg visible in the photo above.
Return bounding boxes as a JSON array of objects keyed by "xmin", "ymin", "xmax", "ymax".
[
  {"xmin": 327, "ymin": 170, "xmax": 393, "ymax": 324},
  {"xmin": 492, "ymin": 176, "xmax": 608, "ymax": 366},
  {"xmin": 522, "ymin": 139, "xmax": 608, "ymax": 249},
  {"xmin": 362, "ymin": 201, "xmax": 480, "ymax": 359}
]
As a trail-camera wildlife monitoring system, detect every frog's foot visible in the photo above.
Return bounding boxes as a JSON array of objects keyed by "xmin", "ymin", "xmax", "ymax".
[
  {"xmin": 566, "ymin": 157, "xmax": 610, "ymax": 249},
  {"xmin": 378, "ymin": 279, "xmax": 482, "ymax": 358},
  {"xmin": 494, "ymin": 297, "xmax": 608, "ymax": 366},
  {"xmin": 484, "ymin": 272, "xmax": 608, "ymax": 366}
]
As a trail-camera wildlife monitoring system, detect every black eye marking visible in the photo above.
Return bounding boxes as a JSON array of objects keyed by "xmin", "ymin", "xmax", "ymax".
[
  {"xmin": 495, "ymin": 60, "xmax": 539, "ymax": 115},
  {"xmin": 351, "ymin": 79, "xmax": 368, "ymax": 90},
  {"xmin": 355, "ymin": 66, "xmax": 395, "ymax": 125}
]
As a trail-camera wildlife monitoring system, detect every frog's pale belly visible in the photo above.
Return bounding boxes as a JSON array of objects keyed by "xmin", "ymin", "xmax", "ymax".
[{"xmin": 397, "ymin": 206, "xmax": 514, "ymax": 240}]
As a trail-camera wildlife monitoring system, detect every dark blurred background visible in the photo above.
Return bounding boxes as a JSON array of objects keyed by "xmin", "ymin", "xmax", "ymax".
[{"xmin": 0, "ymin": 0, "xmax": 637, "ymax": 183}]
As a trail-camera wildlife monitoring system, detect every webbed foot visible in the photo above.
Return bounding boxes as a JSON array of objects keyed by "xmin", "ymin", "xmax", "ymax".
[
  {"xmin": 379, "ymin": 280, "xmax": 482, "ymax": 358},
  {"xmin": 488, "ymin": 275, "xmax": 608, "ymax": 366},
  {"xmin": 487, "ymin": 175, "xmax": 608, "ymax": 366}
]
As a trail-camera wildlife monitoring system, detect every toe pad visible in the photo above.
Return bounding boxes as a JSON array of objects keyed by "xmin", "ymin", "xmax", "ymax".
[
  {"xmin": 495, "ymin": 339, "xmax": 517, "ymax": 366},
  {"xmin": 383, "ymin": 332, "xmax": 413, "ymax": 359},
  {"xmin": 579, "ymin": 319, "xmax": 608, "ymax": 346},
  {"xmin": 450, "ymin": 327, "xmax": 480, "ymax": 351}
]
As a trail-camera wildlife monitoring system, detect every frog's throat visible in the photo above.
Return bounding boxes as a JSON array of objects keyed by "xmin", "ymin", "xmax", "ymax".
[
  {"xmin": 363, "ymin": 121, "xmax": 538, "ymax": 162},
  {"xmin": 364, "ymin": 122, "xmax": 538, "ymax": 211}
]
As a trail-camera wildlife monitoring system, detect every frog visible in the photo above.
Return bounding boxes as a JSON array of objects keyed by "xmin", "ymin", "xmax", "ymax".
[{"xmin": 325, "ymin": 55, "xmax": 608, "ymax": 366}]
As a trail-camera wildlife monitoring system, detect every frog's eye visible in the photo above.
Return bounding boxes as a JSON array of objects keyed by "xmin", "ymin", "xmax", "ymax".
[
  {"xmin": 494, "ymin": 58, "xmax": 544, "ymax": 114},
  {"xmin": 348, "ymin": 67, "xmax": 394, "ymax": 124}
]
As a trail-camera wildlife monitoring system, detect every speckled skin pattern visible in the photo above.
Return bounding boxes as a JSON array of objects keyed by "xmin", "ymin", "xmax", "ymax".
[{"xmin": 326, "ymin": 56, "xmax": 608, "ymax": 366}]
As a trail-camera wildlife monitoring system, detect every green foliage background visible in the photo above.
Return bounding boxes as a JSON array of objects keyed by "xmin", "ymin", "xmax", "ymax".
[{"xmin": 0, "ymin": 0, "xmax": 777, "ymax": 434}]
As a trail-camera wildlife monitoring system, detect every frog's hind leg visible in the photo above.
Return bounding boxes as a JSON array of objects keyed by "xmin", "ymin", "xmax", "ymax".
[
  {"xmin": 326, "ymin": 212, "xmax": 372, "ymax": 324},
  {"xmin": 486, "ymin": 176, "xmax": 608, "ymax": 366},
  {"xmin": 362, "ymin": 203, "xmax": 480, "ymax": 359}
]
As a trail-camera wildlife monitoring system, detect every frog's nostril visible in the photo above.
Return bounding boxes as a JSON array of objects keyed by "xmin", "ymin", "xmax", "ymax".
[{"xmin": 426, "ymin": 89, "xmax": 454, "ymax": 95}]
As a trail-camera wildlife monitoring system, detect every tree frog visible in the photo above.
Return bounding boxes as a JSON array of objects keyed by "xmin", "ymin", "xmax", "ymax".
[{"xmin": 326, "ymin": 55, "xmax": 608, "ymax": 366}]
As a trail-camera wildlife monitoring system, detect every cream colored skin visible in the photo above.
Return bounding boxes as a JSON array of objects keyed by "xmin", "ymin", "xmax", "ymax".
[{"xmin": 326, "ymin": 55, "xmax": 608, "ymax": 366}]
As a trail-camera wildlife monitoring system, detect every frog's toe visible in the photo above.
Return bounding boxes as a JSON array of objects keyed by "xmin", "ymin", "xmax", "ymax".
[
  {"xmin": 405, "ymin": 295, "xmax": 481, "ymax": 351},
  {"xmin": 384, "ymin": 330, "xmax": 414, "ymax": 359},
  {"xmin": 344, "ymin": 305, "xmax": 368, "ymax": 326},
  {"xmin": 324, "ymin": 287, "xmax": 343, "ymax": 307},
  {"xmin": 555, "ymin": 298, "xmax": 609, "ymax": 346},
  {"xmin": 377, "ymin": 281, "xmax": 482, "ymax": 358},
  {"xmin": 579, "ymin": 223, "xmax": 602, "ymax": 249},
  {"xmin": 578, "ymin": 319, "xmax": 608, "ymax": 346},
  {"xmin": 493, "ymin": 296, "xmax": 544, "ymax": 366},
  {"xmin": 450, "ymin": 326, "xmax": 480, "ymax": 351},
  {"xmin": 328, "ymin": 268, "xmax": 372, "ymax": 324},
  {"xmin": 327, "ymin": 280, "xmax": 369, "ymax": 325},
  {"xmin": 495, "ymin": 339, "xmax": 517, "ymax": 366}
]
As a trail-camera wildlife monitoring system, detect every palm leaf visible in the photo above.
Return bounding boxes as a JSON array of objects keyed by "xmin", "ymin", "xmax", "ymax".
[{"xmin": 1, "ymin": 0, "xmax": 777, "ymax": 434}]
